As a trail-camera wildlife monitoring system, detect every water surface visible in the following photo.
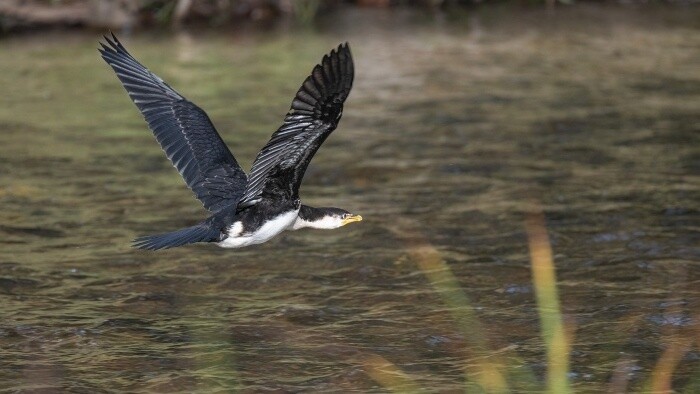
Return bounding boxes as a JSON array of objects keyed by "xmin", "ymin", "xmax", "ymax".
[{"xmin": 0, "ymin": 5, "xmax": 698, "ymax": 392}]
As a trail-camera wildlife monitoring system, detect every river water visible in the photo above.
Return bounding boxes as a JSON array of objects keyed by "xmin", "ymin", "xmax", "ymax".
[{"xmin": 0, "ymin": 5, "xmax": 698, "ymax": 392}]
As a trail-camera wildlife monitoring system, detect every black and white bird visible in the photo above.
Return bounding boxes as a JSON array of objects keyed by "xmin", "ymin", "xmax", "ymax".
[{"xmin": 99, "ymin": 34, "xmax": 361, "ymax": 250}]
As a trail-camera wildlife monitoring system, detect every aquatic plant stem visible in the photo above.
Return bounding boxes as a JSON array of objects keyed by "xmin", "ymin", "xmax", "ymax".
[
  {"xmin": 360, "ymin": 354, "xmax": 423, "ymax": 393},
  {"xmin": 525, "ymin": 211, "xmax": 571, "ymax": 394},
  {"xmin": 389, "ymin": 218, "xmax": 510, "ymax": 393},
  {"xmin": 649, "ymin": 337, "xmax": 692, "ymax": 393}
]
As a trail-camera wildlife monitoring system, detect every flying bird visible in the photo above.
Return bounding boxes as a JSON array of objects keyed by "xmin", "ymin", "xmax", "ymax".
[{"xmin": 99, "ymin": 34, "xmax": 361, "ymax": 250}]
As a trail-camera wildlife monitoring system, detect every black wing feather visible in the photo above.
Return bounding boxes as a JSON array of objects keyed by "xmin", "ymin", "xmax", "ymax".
[
  {"xmin": 99, "ymin": 34, "xmax": 247, "ymax": 213},
  {"xmin": 237, "ymin": 43, "xmax": 354, "ymax": 208}
]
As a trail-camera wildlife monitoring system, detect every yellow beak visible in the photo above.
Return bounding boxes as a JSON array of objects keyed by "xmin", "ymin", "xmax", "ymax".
[{"xmin": 342, "ymin": 214, "xmax": 363, "ymax": 226}]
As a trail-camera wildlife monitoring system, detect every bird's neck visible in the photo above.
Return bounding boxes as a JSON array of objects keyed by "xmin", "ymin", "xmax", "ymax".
[{"xmin": 291, "ymin": 205, "xmax": 333, "ymax": 230}]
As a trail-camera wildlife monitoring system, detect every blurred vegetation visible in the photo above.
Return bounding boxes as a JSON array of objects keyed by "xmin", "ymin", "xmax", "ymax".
[
  {"xmin": 0, "ymin": 0, "xmax": 696, "ymax": 33},
  {"xmin": 384, "ymin": 211, "xmax": 698, "ymax": 393}
]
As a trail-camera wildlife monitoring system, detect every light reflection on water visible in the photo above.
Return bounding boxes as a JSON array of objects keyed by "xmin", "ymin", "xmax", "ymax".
[{"xmin": 0, "ymin": 5, "xmax": 699, "ymax": 392}]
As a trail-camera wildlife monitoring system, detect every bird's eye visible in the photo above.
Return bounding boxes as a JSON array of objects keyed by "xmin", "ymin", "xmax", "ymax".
[{"xmin": 342, "ymin": 213, "xmax": 349, "ymax": 219}]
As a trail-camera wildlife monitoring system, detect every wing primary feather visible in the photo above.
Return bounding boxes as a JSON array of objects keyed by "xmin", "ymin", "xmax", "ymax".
[
  {"xmin": 100, "ymin": 34, "xmax": 247, "ymax": 212},
  {"xmin": 237, "ymin": 43, "xmax": 353, "ymax": 208}
]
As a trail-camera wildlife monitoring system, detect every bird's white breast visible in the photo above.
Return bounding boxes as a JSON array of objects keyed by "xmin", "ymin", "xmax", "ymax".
[{"xmin": 217, "ymin": 210, "xmax": 299, "ymax": 249}]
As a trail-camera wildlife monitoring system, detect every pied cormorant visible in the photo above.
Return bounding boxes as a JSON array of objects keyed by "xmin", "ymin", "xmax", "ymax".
[{"xmin": 99, "ymin": 34, "xmax": 361, "ymax": 250}]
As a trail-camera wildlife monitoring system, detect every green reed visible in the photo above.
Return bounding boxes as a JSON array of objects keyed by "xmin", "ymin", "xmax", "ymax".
[
  {"xmin": 525, "ymin": 211, "xmax": 571, "ymax": 394},
  {"xmin": 383, "ymin": 210, "xmax": 700, "ymax": 393},
  {"xmin": 385, "ymin": 213, "xmax": 573, "ymax": 393}
]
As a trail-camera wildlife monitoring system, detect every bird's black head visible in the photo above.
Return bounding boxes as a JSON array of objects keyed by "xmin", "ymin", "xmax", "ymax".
[{"xmin": 296, "ymin": 206, "xmax": 362, "ymax": 229}]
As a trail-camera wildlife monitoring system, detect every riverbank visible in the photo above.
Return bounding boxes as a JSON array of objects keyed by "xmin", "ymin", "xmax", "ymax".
[{"xmin": 2, "ymin": 0, "xmax": 698, "ymax": 35}]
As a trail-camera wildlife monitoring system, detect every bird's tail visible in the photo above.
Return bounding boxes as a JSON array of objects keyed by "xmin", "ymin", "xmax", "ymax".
[{"xmin": 132, "ymin": 224, "xmax": 220, "ymax": 251}]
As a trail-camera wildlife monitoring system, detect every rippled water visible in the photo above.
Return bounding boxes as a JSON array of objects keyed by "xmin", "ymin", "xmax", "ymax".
[{"xmin": 1, "ymin": 5, "xmax": 699, "ymax": 392}]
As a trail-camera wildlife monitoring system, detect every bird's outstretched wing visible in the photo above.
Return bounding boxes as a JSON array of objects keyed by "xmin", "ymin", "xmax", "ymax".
[
  {"xmin": 99, "ymin": 34, "xmax": 247, "ymax": 213},
  {"xmin": 237, "ymin": 43, "xmax": 354, "ymax": 209}
]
